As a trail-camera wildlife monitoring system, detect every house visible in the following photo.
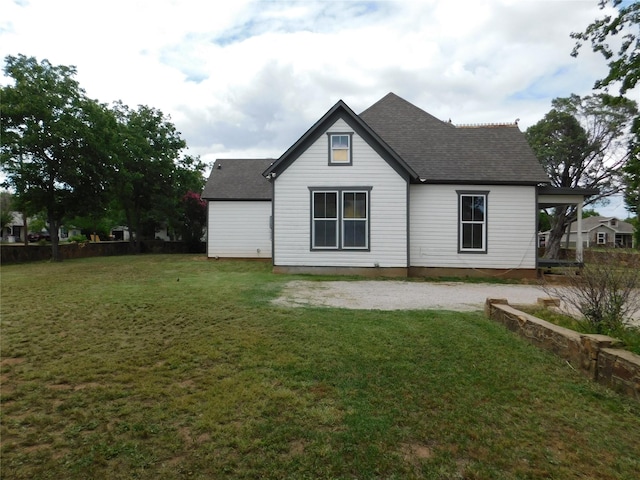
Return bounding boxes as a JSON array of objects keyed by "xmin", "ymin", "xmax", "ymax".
[
  {"xmin": 1, "ymin": 211, "xmax": 26, "ymax": 242},
  {"xmin": 540, "ymin": 216, "xmax": 635, "ymax": 249},
  {"xmin": 203, "ymin": 159, "xmax": 273, "ymax": 259},
  {"xmin": 203, "ymin": 93, "xmax": 595, "ymax": 278}
]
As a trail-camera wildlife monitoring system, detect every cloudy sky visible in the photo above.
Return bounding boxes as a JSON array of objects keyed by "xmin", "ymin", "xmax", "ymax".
[{"xmin": 1, "ymin": 0, "xmax": 635, "ymax": 216}]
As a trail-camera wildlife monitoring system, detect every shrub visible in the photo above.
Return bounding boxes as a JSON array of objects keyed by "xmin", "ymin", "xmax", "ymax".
[
  {"xmin": 68, "ymin": 234, "xmax": 88, "ymax": 243},
  {"xmin": 542, "ymin": 250, "xmax": 640, "ymax": 334}
]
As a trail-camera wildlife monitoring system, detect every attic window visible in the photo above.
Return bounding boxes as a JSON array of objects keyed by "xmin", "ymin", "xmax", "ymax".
[{"xmin": 328, "ymin": 133, "xmax": 352, "ymax": 165}]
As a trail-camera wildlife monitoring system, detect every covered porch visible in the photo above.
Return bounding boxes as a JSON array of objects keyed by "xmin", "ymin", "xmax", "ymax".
[{"xmin": 537, "ymin": 186, "xmax": 599, "ymax": 268}]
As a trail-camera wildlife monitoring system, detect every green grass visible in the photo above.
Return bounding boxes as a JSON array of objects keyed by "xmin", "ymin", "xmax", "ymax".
[{"xmin": 2, "ymin": 255, "xmax": 639, "ymax": 479}]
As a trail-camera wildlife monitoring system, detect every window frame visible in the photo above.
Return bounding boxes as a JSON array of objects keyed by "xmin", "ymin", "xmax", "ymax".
[
  {"xmin": 457, "ymin": 190, "xmax": 489, "ymax": 254},
  {"xmin": 310, "ymin": 187, "xmax": 371, "ymax": 251},
  {"xmin": 327, "ymin": 133, "xmax": 353, "ymax": 166},
  {"xmin": 311, "ymin": 190, "xmax": 339, "ymax": 249},
  {"xmin": 597, "ymin": 231, "xmax": 607, "ymax": 245}
]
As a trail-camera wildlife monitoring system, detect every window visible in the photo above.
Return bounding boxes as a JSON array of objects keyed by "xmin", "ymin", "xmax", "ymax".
[
  {"xmin": 597, "ymin": 232, "xmax": 607, "ymax": 245},
  {"xmin": 343, "ymin": 192, "xmax": 368, "ymax": 248},
  {"xmin": 311, "ymin": 188, "xmax": 370, "ymax": 250},
  {"xmin": 328, "ymin": 133, "xmax": 352, "ymax": 165},
  {"xmin": 312, "ymin": 191, "xmax": 338, "ymax": 248},
  {"xmin": 458, "ymin": 192, "xmax": 488, "ymax": 253}
]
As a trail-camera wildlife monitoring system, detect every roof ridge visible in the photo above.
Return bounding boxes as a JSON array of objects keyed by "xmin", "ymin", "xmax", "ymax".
[{"xmin": 456, "ymin": 122, "xmax": 519, "ymax": 128}]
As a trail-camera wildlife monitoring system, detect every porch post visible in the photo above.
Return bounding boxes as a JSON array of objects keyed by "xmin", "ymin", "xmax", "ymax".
[{"xmin": 576, "ymin": 201, "xmax": 583, "ymax": 263}]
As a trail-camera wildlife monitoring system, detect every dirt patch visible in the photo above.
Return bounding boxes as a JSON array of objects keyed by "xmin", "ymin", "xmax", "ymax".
[
  {"xmin": 273, "ymin": 280, "xmax": 548, "ymax": 311},
  {"xmin": 1, "ymin": 357, "xmax": 25, "ymax": 367}
]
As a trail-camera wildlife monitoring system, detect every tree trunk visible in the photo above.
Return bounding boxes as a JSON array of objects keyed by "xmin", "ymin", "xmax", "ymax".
[{"xmin": 543, "ymin": 207, "xmax": 568, "ymax": 259}]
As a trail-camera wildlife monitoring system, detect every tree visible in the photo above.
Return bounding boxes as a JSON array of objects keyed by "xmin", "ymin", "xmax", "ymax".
[
  {"xmin": 0, "ymin": 55, "xmax": 117, "ymax": 260},
  {"xmin": 571, "ymin": 0, "xmax": 639, "ymax": 95},
  {"xmin": 526, "ymin": 93, "xmax": 638, "ymax": 258},
  {"xmin": 180, "ymin": 191, "xmax": 207, "ymax": 252},
  {"xmin": 572, "ymin": 0, "xmax": 640, "ymax": 243},
  {"xmin": 622, "ymin": 116, "xmax": 639, "ymax": 239},
  {"xmin": 110, "ymin": 102, "xmax": 189, "ymax": 251}
]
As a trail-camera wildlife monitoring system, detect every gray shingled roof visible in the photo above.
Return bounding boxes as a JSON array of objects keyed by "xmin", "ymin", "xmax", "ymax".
[
  {"xmin": 359, "ymin": 93, "xmax": 550, "ymax": 185},
  {"xmin": 568, "ymin": 216, "xmax": 634, "ymax": 234},
  {"xmin": 202, "ymin": 159, "xmax": 273, "ymax": 200}
]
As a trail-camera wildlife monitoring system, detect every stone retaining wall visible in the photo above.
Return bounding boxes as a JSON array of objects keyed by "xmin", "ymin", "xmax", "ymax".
[{"xmin": 485, "ymin": 298, "xmax": 640, "ymax": 401}]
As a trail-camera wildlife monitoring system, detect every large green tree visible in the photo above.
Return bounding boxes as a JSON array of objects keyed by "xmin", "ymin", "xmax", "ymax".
[
  {"xmin": 110, "ymin": 102, "xmax": 204, "ymax": 251},
  {"xmin": 526, "ymin": 93, "xmax": 637, "ymax": 258},
  {"xmin": 572, "ymin": 0, "xmax": 640, "ymax": 243},
  {"xmin": 0, "ymin": 55, "xmax": 117, "ymax": 260},
  {"xmin": 571, "ymin": 0, "xmax": 639, "ymax": 95}
]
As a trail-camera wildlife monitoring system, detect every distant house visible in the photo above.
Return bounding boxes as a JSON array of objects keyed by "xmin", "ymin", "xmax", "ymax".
[
  {"xmin": 203, "ymin": 93, "xmax": 595, "ymax": 278},
  {"xmin": 1, "ymin": 212, "xmax": 26, "ymax": 242},
  {"xmin": 540, "ymin": 216, "xmax": 634, "ymax": 249}
]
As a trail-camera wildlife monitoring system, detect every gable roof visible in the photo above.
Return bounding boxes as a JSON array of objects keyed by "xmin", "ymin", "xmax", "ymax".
[
  {"xmin": 202, "ymin": 159, "xmax": 273, "ymax": 200},
  {"xmin": 568, "ymin": 216, "xmax": 634, "ymax": 234},
  {"xmin": 359, "ymin": 93, "xmax": 550, "ymax": 185},
  {"xmin": 263, "ymin": 99, "xmax": 417, "ymax": 180}
]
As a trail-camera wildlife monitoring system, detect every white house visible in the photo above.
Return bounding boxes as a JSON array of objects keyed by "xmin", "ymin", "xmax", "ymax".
[{"xmin": 203, "ymin": 93, "xmax": 595, "ymax": 278}]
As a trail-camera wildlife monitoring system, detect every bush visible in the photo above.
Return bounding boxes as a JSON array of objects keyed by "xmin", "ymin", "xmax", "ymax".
[
  {"xmin": 542, "ymin": 250, "xmax": 640, "ymax": 334},
  {"xmin": 68, "ymin": 234, "xmax": 88, "ymax": 243}
]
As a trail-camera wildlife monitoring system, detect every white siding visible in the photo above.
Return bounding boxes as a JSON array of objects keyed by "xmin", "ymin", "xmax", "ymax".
[
  {"xmin": 410, "ymin": 184, "xmax": 538, "ymax": 269},
  {"xmin": 208, "ymin": 201, "xmax": 272, "ymax": 258},
  {"xmin": 273, "ymin": 118, "xmax": 408, "ymax": 268}
]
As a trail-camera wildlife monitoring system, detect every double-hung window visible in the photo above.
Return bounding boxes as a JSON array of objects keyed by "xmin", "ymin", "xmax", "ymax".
[
  {"xmin": 329, "ymin": 134, "xmax": 352, "ymax": 165},
  {"xmin": 311, "ymin": 188, "xmax": 370, "ymax": 250},
  {"xmin": 458, "ymin": 191, "xmax": 488, "ymax": 253},
  {"xmin": 313, "ymin": 191, "xmax": 338, "ymax": 248},
  {"xmin": 342, "ymin": 191, "xmax": 368, "ymax": 248}
]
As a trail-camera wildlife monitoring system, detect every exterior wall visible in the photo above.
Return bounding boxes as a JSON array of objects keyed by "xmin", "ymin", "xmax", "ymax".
[
  {"xmin": 208, "ymin": 201, "xmax": 272, "ymax": 258},
  {"xmin": 410, "ymin": 184, "xmax": 537, "ymax": 269},
  {"xmin": 273, "ymin": 118, "xmax": 408, "ymax": 268}
]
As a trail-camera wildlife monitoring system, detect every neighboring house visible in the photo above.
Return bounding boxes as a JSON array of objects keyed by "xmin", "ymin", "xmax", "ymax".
[
  {"xmin": 540, "ymin": 216, "xmax": 634, "ymax": 249},
  {"xmin": 1, "ymin": 212, "xmax": 26, "ymax": 242},
  {"xmin": 203, "ymin": 93, "xmax": 594, "ymax": 278}
]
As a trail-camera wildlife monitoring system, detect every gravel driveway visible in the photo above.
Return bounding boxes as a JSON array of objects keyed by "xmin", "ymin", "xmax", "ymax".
[
  {"xmin": 273, "ymin": 280, "xmax": 640, "ymax": 326},
  {"xmin": 273, "ymin": 280, "xmax": 548, "ymax": 311}
]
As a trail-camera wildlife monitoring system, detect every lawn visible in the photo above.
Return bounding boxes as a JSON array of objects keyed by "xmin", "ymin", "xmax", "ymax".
[{"xmin": 1, "ymin": 255, "xmax": 639, "ymax": 479}]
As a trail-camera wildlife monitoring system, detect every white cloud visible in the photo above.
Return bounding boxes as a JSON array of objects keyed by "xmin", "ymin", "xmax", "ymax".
[{"xmin": 1, "ymin": 0, "xmax": 635, "ymax": 178}]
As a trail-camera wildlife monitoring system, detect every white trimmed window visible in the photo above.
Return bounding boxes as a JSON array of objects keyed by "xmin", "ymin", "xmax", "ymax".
[
  {"xmin": 342, "ymin": 191, "xmax": 368, "ymax": 249},
  {"xmin": 458, "ymin": 192, "xmax": 488, "ymax": 253},
  {"xmin": 311, "ymin": 188, "xmax": 370, "ymax": 250},
  {"xmin": 312, "ymin": 191, "xmax": 338, "ymax": 248},
  {"xmin": 597, "ymin": 232, "xmax": 607, "ymax": 245},
  {"xmin": 329, "ymin": 134, "xmax": 351, "ymax": 165}
]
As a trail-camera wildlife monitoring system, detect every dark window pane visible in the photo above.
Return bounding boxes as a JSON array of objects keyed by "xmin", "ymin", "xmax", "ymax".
[
  {"xmin": 461, "ymin": 196, "xmax": 473, "ymax": 221},
  {"xmin": 462, "ymin": 224, "xmax": 484, "ymax": 249},
  {"xmin": 315, "ymin": 220, "xmax": 337, "ymax": 247},
  {"xmin": 472, "ymin": 196, "xmax": 485, "ymax": 221},
  {"xmin": 462, "ymin": 195, "xmax": 484, "ymax": 221},
  {"xmin": 344, "ymin": 220, "xmax": 366, "ymax": 247},
  {"xmin": 314, "ymin": 192, "xmax": 337, "ymax": 219}
]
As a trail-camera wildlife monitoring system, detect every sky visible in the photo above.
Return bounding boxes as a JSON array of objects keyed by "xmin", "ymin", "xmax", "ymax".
[{"xmin": 1, "ymin": 0, "xmax": 636, "ymax": 217}]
